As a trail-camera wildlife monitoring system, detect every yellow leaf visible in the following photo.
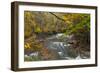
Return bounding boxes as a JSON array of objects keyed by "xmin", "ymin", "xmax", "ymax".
[{"xmin": 25, "ymin": 43, "xmax": 31, "ymax": 49}]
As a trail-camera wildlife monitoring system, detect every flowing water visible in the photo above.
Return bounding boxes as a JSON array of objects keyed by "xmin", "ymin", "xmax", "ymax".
[
  {"xmin": 44, "ymin": 33, "xmax": 90, "ymax": 60},
  {"xmin": 25, "ymin": 33, "xmax": 90, "ymax": 61}
]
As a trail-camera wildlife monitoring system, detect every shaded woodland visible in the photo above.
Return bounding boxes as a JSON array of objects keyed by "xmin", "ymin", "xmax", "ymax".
[{"xmin": 24, "ymin": 11, "xmax": 90, "ymax": 61}]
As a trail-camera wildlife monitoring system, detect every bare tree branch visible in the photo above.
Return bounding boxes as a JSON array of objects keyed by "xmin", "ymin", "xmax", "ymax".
[{"xmin": 49, "ymin": 12, "xmax": 66, "ymax": 22}]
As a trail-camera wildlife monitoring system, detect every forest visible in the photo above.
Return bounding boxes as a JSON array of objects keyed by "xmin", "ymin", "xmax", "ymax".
[{"xmin": 24, "ymin": 11, "xmax": 90, "ymax": 61}]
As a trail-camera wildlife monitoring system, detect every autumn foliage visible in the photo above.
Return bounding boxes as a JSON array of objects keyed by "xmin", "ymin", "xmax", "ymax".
[{"xmin": 24, "ymin": 11, "xmax": 90, "ymax": 61}]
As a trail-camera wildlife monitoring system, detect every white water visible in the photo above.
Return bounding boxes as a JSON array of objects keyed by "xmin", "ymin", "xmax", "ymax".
[{"xmin": 25, "ymin": 33, "xmax": 89, "ymax": 60}]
